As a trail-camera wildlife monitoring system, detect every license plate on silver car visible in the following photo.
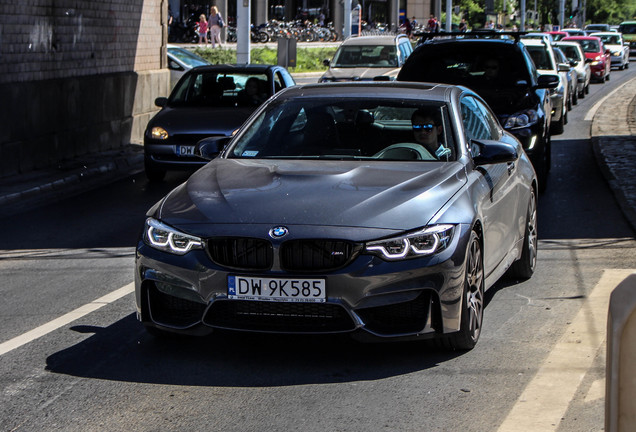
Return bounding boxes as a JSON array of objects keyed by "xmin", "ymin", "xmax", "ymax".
[{"xmin": 228, "ymin": 276, "xmax": 326, "ymax": 303}]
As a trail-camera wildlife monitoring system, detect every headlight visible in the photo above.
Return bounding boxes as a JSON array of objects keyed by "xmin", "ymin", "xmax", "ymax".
[
  {"xmin": 591, "ymin": 61, "xmax": 600, "ymax": 66},
  {"xmin": 503, "ymin": 109, "xmax": 539, "ymax": 129},
  {"xmin": 150, "ymin": 127, "xmax": 169, "ymax": 140},
  {"xmin": 365, "ymin": 225, "xmax": 454, "ymax": 261},
  {"xmin": 143, "ymin": 218, "xmax": 203, "ymax": 255}
]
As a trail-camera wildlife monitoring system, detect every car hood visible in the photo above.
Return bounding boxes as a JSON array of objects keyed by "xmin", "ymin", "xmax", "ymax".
[
  {"xmin": 148, "ymin": 106, "xmax": 257, "ymax": 135},
  {"xmin": 322, "ymin": 66, "xmax": 401, "ymax": 81},
  {"xmin": 156, "ymin": 159, "xmax": 467, "ymax": 232}
]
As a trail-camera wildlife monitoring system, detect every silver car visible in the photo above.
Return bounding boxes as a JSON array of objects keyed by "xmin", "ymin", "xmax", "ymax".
[
  {"xmin": 319, "ymin": 35, "xmax": 413, "ymax": 82},
  {"xmin": 167, "ymin": 45, "xmax": 210, "ymax": 88},
  {"xmin": 590, "ymin": 32, "xmax": 630, "ymax": 70},
  {"xmin": 554, "ymin": 41, "xmax": 592, "ymax": 98},
  {"xmin": 135, "ymin": 82, "xmax": 538, "ymax": 351}
]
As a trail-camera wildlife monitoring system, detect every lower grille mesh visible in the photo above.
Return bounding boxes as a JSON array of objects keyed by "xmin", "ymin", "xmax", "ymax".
[{"xmin": 204, "ymin": 300, "xmax": 355, "ymax": 333}]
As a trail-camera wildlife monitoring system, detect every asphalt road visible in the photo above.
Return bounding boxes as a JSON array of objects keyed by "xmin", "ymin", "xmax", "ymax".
[{"xmin": 1, "ymin": 65, "xmax": 636, "ymax": 432}]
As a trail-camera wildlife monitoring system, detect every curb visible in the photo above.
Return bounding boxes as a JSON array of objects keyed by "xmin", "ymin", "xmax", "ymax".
[{"xmin": 0, "ymin": 146, "xmax": 144, "ymax": 219}]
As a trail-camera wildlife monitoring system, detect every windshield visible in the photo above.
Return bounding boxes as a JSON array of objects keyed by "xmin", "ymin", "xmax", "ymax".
[
  {"xmin": 578, "ymin": 40, "xmax": 601, "ymax": 53},
  {"xmin": 228, "ymin": 98, "xmax": 456, "ymax": 162},
  {"xmin": 597, "ymin": 34, "xmax": 621, "ymax": 45},
  {"xmin": 557, "ymin": 44, "xmax": 583, "ymax": 61},
  {"xmin": 619, "ymin": 24, "xmax": 636, "ymax": 34},
  {"xmin": 399, "ymin": 44, "xmax": 532, "ymax": 88},
  {"xmin": 526, "ymin": 45, "xmax": 556, "ymax": 70},
  {"xmin": 332, "ymin": 45, "xmax": 398, "ymax": 68},
  {"xmin": 170, "ymin": 71, "xmax": 270, "ymax": 107}
]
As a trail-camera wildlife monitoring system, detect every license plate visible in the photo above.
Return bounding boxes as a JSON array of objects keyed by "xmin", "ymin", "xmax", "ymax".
[
  {"xmin": 177, "ymin": 145, "xmax": 195, "ymax": 156},
  {"xmin": 228, "ymin": 276, "xmax": 326, "ymax": 303}
]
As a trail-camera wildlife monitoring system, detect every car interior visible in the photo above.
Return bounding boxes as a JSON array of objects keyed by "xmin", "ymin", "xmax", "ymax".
[{"xmin": 229, "ymin": 100, "xmax": 457, "ymax": 161}]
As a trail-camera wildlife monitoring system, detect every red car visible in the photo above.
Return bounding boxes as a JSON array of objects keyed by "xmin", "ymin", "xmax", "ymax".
[
  {"xmin": 562, "ymin": 36, "xmax": 611, "ymax": 82},
  {"xmin": 548, "ymin": 31, "xmax": 569, "ymax": 41}
]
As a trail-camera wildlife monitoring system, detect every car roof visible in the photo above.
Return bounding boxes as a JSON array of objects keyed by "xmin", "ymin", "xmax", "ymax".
[
  {"xmin": 589, "ymin": 32, "xmax": 620, "ymax": 36},
  {"xmin": 275, "ymin": 82, "xmax": 462, "ymax": 102},
  {"xmin": 562, "ymin": 36, "xmax": 600, "ymax": 40},
  {"xmin": 187, "ymin": 64, "xmax": 283, "ymax": 73},
  {"xmin": 521, "ymin": 38, "xmax": 549, "ymax": 46},
  {"xmin": 340, "ymin": 35, "xmax": 406, "ymax": 46}
]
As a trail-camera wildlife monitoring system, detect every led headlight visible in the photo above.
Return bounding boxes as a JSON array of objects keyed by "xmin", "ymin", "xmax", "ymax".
[
  {"xmin": 365, "ymin": 225, "xmax": 455, "ymax": 261},
  {"xmin": 503, "ymin": 108, "xmax": 539, "ymax": 129},
  {"xmin": 144, "ymin": 218, "xmax": 203, "ymax": 255},
  {"xmin": 150, "ymin": 127, "xmax": 169, "ymax": 140}
]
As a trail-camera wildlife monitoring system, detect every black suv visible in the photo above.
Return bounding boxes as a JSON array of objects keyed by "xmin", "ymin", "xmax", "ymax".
[{"xmin": 397, "ymin": 33, "xmax": 559, "ymax": 191}]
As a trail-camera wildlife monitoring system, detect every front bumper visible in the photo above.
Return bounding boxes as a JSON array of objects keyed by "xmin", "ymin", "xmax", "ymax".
[{"xmin": 135, "ymin": 224, "xmax": 474, "ymax": 340}]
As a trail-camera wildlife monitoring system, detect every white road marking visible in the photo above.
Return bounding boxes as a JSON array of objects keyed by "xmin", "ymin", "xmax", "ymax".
[
  {"xmin": 0, "ymin": 283, "xmax": 134, "ymax": 356},
  {"xmin": 497, "ymin": 269, "xmax": 635, "ymax": 432},
  {"xmin": 584, "ymin": 81, "xmax": 631, "ymax": 121}
]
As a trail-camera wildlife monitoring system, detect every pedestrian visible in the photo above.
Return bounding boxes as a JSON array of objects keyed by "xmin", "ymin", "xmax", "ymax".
[
  {"xmin": 427, "ymin": 14, "xmax": 439, "ymax": 33},
  {"xmin": 209, "ymin": 5, "xmax": 224, "ymax": 48},
  {"xmin": 197, "ymin": 14, "xmax": 208, "ymax": 44},
  {"xmin": 403, "ymin": 17, "xmax": 412, "ymax": 39},
  {"xmin": 459, "ymin": 18, "xmax": 467, "ymax": 32}
]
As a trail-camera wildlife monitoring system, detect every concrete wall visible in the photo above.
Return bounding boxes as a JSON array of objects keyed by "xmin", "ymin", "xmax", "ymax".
[{"xmin": 0, "ymin": 0, "xmax": 169, "ymax": 178}]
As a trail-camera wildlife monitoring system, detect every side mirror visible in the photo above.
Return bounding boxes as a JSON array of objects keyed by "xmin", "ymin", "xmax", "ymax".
[
  {"xmin": 570, "ymin": 60, "xmax": 579, "ymax": 67},
  {"xmin": 536, "ymin": 73, "xmax": 559, "ymax": 89},
  {"xmin": 585, "ymin": 57, "xmax": 593, "ymax": 63},
  {"xmin": 323, "ymin": 59, "xmax": 331, "ymax": 67},
  {"xmin": 558, "ymin": 63, "xmax": 570, "ymax": 72},
  {"xmin": 195, "ymin": 136, "xmax": 231, "ymax": 160},
  {"xmin": 154, "ymin": 97, "xmax": 168, "ymax": 107},
  {"xmin": 471, "ymin": 140, "xmax": 518, "ymax": 165}
]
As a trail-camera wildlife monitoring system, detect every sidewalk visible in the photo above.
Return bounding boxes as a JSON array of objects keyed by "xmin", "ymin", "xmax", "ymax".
[{"xmin": 1, "ymin": 77, "xmax": 635, "ymax": 228}]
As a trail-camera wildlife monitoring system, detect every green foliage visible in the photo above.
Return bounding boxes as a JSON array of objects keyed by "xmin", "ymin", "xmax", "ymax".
[{"xmin": 191, "ymin": 46, "xmax": 338, "ymax": 72}]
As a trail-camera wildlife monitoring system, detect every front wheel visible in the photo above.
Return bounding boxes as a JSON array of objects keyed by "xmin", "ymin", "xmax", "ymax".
[
  {"xmin": 508, "ymin": 188, "xmax": 537, "ymax": 279},
  {"xmin": 443, "ymin": 231, "xmax": 484, "ymax": 351}
]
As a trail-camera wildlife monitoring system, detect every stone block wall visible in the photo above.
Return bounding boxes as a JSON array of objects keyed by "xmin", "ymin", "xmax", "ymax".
[{"xmin": 0, "ymin": 0, "xmax": 169, "ymax": 177}]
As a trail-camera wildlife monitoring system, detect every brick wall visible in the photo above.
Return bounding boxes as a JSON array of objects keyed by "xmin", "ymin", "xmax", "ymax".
[{"xmin": 0, "ymin": 0, "xmax": 169, "ymax": 177}]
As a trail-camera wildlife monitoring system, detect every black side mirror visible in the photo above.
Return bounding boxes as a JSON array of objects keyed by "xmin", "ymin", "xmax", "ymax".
[
  {"xmin": 472, "ymin": 140, "xmax": 518, "ymax": 165},
  {"xmin": 323, "ymin": 59, "xmax": 331, "ymax": 67},
  {"xmin": 155, "ymin": 97, "xmax": 168, "ymax": 107},
  {"xmin": 536, "ymin": 73, "xmax": 559, "ymax": 89},
  {"xmin": 195, "ymin": 136, "xmax": 232, "ymax": 160}
]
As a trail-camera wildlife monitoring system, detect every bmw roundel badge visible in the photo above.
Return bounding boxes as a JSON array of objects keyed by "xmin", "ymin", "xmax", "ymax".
[{"xmin": 269, "ymin": 226, "xmax": 289, "ymax": 239}]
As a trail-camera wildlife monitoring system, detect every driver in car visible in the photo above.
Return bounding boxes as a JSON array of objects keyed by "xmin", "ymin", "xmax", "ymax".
[{"xmin": 411, "ymin": 108, "xmax": 452, "ymax": 160}]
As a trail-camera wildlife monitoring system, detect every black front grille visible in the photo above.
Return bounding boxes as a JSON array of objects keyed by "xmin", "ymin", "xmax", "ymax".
[
  {"xmin": 204, "ymin": 300, "xmax": 355, "ymax": 333},
  {"xmin": 280, "ymin": 239, "xmax": 359, "ymax": 272},
  {"xmin": 147, "ymin": 285, "xmax": 207, "ymax": 328},
  {"xmin": 208, "ymin": 237, "xmax": 273, "ymax": 270},
  {"xmin": 356, "ymin": 291, "xmax": 432, "ymax": 335}
]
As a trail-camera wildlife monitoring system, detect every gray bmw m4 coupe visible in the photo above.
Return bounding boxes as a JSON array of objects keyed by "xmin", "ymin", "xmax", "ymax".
[{"xmin": 135, "ymin": 82, "xmax": 538, "ymax": 350}]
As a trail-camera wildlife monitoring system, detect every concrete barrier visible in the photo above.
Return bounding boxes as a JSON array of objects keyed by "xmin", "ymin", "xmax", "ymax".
[{"xmin": 606, "ymin": 273, "xmax": 636, "ymax": 432}]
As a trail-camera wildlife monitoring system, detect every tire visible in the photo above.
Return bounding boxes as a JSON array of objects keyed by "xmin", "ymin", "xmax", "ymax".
[
  {"xmin": 535, "ymin": 135, "xmax": 550, "ymax": 193},
  {"xmin": 508, "ymin": 188, "xmax": 537, "ymax": 279},
  {"xmin": 145, "ymin": 158, "xmax": 166, "ymax": 182},
  {"xmin": 572, "ymin": 89, "xmax": 578, "ymax": 105},
  {"xmin": 443, "ymin": 231, "xmax": 484, "ymax": 351},
  {"xmin": 551, "ymin": 113, "xmax": 564, "ymax": 135},
  {"xmin": 585, "ymin": 83, "xmax": 590, "ymax": 94},
  {"xmin": 258, "ymin": 31, "xmax": 269, "ymax": 43}
]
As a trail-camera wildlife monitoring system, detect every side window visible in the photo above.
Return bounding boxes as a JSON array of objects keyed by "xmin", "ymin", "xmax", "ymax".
[
  {"xmin": 273, "ymin": 72, "xmax": 283, "ymax": 93},
  {"xmin": 460, "ymin": 96, "xmax": 498, "ymax": 142}
]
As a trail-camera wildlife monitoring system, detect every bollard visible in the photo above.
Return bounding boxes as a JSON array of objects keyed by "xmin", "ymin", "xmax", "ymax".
[{"xmin": 606, "ymin": 273, "xmax": 636, "ymax": 432}]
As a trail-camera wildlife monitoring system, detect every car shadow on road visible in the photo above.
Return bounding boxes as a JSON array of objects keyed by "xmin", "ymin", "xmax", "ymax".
[{"xmin": 45, "ymin": 313, "xmax": 467, "ymax": 387}]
